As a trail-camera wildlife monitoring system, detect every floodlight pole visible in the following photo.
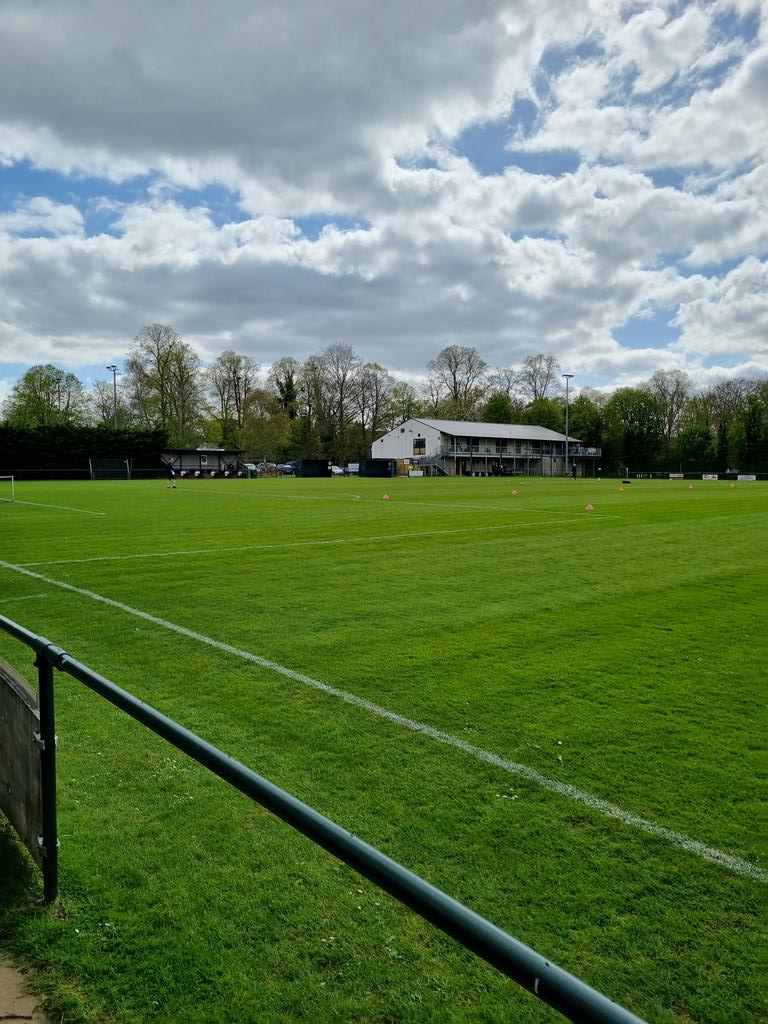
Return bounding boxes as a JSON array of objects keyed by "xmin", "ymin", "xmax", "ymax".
[
  {"xmin": 106, "ymin": 365, "xmax": 118, "ymax": 429},
  {"xmin": 562, "ymin": 374, "xmax": 574, "ymax": 477}
]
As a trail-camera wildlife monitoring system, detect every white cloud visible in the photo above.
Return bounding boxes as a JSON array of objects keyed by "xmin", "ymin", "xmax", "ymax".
[
  {"xmin": 0, "ymin": 196, "xmax": 83, "ymax": 236},
  {"xmin": 673, "ymin": 257, "xmax": 768, "ymax": 356},
  {"xmin": 0, "ymin": 0, "xmax": 765, "ymax": 390},
  {"xmin": 615, "ymin": 5, "xmax": 712, "ymax": 94}
]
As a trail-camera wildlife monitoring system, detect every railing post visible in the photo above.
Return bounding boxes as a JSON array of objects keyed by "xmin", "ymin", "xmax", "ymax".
[{"xmin": 35, "ymin": 652, "xmax": 58, "ymax": 903}]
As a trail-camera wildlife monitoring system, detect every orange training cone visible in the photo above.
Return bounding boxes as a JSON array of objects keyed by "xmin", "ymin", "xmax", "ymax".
[
  {"xmin": 382, "ymin": 494, "xmax": 390, "ymax": 500},
  {"xmin": 585, "ymin": 503, "xmax": 594, "ymax": 511}
]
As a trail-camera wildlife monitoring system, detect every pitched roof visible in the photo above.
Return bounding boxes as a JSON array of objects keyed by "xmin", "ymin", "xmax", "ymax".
[{"xmin": 414, "ymin": 419, "xmax": 577, "ymax": 443}]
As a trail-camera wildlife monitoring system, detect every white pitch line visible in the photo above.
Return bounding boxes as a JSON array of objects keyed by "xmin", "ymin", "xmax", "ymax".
[
  {"xmin": 0, "ymin": 592, "xmax": 47, "ymax": 604},
  {"xmin": 13, "ymin": 500, "xmax": 106, "ymax": 517},
  {"xmin": 17, "ymin": 516, "xmax": 611, "ymax": 567},
  {"xmin": 0, "ymin": 557, "xmax": 763, "ymax": 883}
]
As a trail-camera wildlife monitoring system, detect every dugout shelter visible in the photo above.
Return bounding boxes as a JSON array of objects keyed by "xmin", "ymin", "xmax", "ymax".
[{"xmin": 162, "ymin": 447, "xmax": 245, "ymax": 478}]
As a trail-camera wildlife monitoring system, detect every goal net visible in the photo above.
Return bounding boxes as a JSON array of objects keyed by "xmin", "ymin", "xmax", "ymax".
[
  {"xmin": 89, "ymin": 458, "xmax": 132, "ymax": 480},
  {"xmin": 0, "ymin": 476, "xmax": 15, "ymax": 503}
]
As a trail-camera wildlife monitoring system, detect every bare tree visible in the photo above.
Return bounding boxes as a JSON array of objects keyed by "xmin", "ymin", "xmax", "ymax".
[
  {"xmin": 322, "ymin": 342, "xmax": 362, "ymax": 464},
  {"xmin": 487, "ymin": 366, "xmax": 526, "ymax": 418},
  {"xmin": 355, "ymin": 362, "xmax": 394, "ymax": 449},
  {"xmin": 90, "ymin": 379, "xmax": 130, "ymax": 428},
  {"xmin": 707, "ymin": 377, "xmax": 756, "ymax": 430},
  {"xmin": 426, "ymin": 345, "xmax": 487, "ymax": 412},
  {"xmin": 205, "ymin": 350, "xmax": 259, "ymax": 444},
  {"xmin": 515, "ymin": 354, "xmax": 562, "ymax": 402},
  {"xmin": 644, "ymin": 369, "xmax": 692, "ymax": 441}
]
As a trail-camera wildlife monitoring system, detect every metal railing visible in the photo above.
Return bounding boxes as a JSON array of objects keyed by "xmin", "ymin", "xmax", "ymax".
[
  {"xmin": 0, "ymin": 613, "xmax": 644, "ymax": 1024},
  {"xmin": 440, "ymin": 445, "xmax": 601, "ymax": 459}
]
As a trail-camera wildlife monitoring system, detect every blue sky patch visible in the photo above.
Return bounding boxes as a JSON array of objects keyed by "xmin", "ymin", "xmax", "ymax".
[
  {"xmin": 294, "ymin": 214, "xmax": 370, "ymax": 240},
  {"xmin": 613, "ymin": 309, "xmax": 682, "ymax": 350}
]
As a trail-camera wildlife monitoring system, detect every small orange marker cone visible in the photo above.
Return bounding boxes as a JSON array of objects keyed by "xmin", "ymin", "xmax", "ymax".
[
  {"xmin": 382, "ymin": 494, "xmax": 390, "ymax": 500},
  {"xmin": 730, "ymin": 482, "xmax": 736, "ymax": 488},
  {"xmin": 585, "ymin": 503, "xmax": 594, "ymax": 511},
  {"xmin": 511, "ymin": 489, "xmax": 518, "ymax": 495},
  {"xmin": 618, "ymin": 486, "xmax": 624, "ymax": 493},
  {"xmin": 688, "ymin": 484, "xmax": 694, "ymax": 490}
]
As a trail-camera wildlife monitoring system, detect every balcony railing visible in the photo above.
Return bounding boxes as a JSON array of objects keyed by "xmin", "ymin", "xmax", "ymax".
[{"xmin": 439, "ymin": 445, "xmax": 601, "ymax": 458}]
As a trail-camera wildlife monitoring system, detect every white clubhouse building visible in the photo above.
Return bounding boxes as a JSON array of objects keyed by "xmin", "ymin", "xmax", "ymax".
[{"xmin": 371, "ymin": 419, "xmax": 601, "ymax": 477}]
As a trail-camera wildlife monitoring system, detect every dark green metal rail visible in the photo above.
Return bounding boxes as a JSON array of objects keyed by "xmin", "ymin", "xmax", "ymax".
[{"xmin": 0, "ymin": 612, "xmax": 645, "ymax": 1023}]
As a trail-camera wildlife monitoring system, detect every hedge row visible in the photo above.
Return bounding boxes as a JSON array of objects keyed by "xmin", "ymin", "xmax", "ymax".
[{"xmin": 0, "ymin": 425, "xmax": 169, "ymax": 479}]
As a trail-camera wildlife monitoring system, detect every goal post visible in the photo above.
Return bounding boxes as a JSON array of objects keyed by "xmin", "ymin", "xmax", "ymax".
[
  {"xmin": 0, "ymin": 476, "xmax": 15, "ymax": 503},
  {"xmin": 89, "ymin": 458, "xmax": 132, "ymax": 480}
]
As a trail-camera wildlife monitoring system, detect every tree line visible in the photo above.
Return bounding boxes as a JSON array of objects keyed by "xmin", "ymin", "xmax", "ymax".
[{"xmin": 3, "ymin": 325, "xmax": 767, "ymax": 472}]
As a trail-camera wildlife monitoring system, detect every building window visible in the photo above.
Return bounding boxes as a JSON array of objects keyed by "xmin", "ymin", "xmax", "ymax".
[{"xmin": 413, "ymin": 437, "xmax": 426, "ymax": 456}]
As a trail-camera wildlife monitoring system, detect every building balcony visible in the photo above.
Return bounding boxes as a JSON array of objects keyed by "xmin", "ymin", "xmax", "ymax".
[{"xmin": 439, "ymin": 444, "xmax": 601, "ymax": 458}]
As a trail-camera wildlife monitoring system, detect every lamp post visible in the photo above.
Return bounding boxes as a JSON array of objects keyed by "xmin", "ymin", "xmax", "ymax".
[
  {"xmin": 106, "ymin": 365, "xmax": 118, "ymax": 429},
  {"xmin": 562, "ymin": 374, "xmax": 574, "ymax": 477}
]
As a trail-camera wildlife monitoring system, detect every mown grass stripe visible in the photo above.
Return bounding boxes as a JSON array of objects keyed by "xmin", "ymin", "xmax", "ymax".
[
  {"xmin": 16, "ymin": 516, "xmax": 610, "ymax": 567},
  {"xmin": 1, "ymin": 556, "xmax": 763, "ymax": 884}
]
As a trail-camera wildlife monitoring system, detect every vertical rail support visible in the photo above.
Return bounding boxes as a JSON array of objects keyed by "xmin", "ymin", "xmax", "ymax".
[{"xmin": 35, "ymin": 651, "xmax": 59, "ymax": 903}]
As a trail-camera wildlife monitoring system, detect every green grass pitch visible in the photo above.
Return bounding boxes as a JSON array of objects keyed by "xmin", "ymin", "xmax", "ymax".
[{"xmin": 0, "ymin": 475, "xmax": 765, "ymax": 1023}]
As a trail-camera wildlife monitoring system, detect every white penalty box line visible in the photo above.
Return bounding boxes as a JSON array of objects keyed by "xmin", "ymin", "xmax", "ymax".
[
  {"xmin": 16, "ymin": 516, "xmax": 613, "ymax": 568},
  {"xmin": 13, "ymin": 499, "xmax": 106, "ymax": 517},
  {"xmin": 0, "ymin": 557, "xmax": 763, "ymax": 884}
]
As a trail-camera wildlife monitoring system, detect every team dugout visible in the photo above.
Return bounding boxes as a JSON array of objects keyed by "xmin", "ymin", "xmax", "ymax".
[{"xmin": 162, "ymin": 447, "xmax": 245, "ymax": 478}]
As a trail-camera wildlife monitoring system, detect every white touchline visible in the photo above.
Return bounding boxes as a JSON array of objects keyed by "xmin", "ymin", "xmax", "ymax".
[
  {"xmin": 0, "ymin": 558, "xmax": 763, "ymax": 884},
  {"xmin": 17, "ymin": 517, "xmax": 610, "ymax": 567},
  {"xmin": 0, "ymin": 592, "xmax": 47, "ymax": 604},
  {"xmin": 13, "ymin": 500, "xmax": 106, "ymax": 516}
]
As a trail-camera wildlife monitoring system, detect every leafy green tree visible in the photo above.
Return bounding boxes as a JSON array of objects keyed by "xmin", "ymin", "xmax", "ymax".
[
  {"xmin": 521, "ymin": 397, "xmax": 564, "ymax": 432},
  {"xmin": 727, "ymin": 418, "xmax": 747, "ymax": 471},
  {"xmin": 125, "ymin": 324, "xmax": 203, "ymax": 446},
  {"xmin": 678, "ymin": 422, "xmax": 714, "ymax": 471},
  {"xmin": 2, "ymin": 364, "xmax": 88, "ymax": 427},
  {"xmin": 269, "ymin": 356, "xmax": 301, "ymax": 418},
  {"xmin": 239, "ymin": 388, "xmax": 292, "ymax": 461},
  {"xmin": 386, "ymin": 381, "xmax": 422, "ymax": 427},
  {"xmin": 742, "ymin": 393, "xmax": 766, "ymax": 471},
  {"xmin": 568, "ymin": 393, "xmax": 603, "ymax": 447},
  {"xmin": 603, "ymin": 387, "xmax": 664, "ymax": 472},
  {"xmin": 481, "ymin": 392, "xmax": 515, "ymax": 423}
]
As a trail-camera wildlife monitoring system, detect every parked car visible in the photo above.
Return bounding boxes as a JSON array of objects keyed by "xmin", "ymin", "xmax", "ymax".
[
  {"xmin": 330, "ymin": 464, "xmax": 344, "ymax": 476},
  {"xmin": 344, "ymin": 463, "xmax": 360, "ymax": 476},
  {"xmin": 256, "ymin": 462, "xmax": 277, "ymax": 474},
  {"xmin": 276, "ymin": 462, "xmax": 295, "ymax": 475}
]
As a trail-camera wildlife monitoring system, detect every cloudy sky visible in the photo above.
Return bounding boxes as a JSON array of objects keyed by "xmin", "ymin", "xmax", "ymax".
[{"xmin": 1, "ymin": 0, "xmax": 766, "ymax": 403}]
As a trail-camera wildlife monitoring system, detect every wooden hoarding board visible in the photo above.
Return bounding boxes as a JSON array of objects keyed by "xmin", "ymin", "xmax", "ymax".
[{"xmin": 0, "ymin": 658, "xmax": 43, "ymax": 868}]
